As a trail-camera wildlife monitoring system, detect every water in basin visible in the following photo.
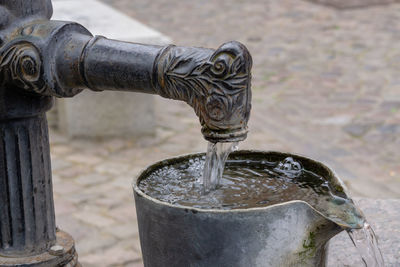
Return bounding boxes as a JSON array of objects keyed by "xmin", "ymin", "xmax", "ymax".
[
  {"xmin": 138, "ymin": 143, "xmax": 384, "ymax": 266},
  {"xmin": 139, "ymin": 151, "xmax": 362, "ymax": 227}
]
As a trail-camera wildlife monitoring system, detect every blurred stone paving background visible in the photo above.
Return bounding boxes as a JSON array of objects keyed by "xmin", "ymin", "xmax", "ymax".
[{"xmin": 50, "ymin": 0, "xmax": 400, "ymax": 266}]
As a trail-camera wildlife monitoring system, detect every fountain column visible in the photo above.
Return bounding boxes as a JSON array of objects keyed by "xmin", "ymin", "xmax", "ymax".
[{"xmin": 0, "ymin": 113, "xmax": 56, "ymax": 256}]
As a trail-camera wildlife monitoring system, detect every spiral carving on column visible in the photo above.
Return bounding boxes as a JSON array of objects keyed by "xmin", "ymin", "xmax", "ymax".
[
  {"xmin": 0, "ymin": 42, "xmax": 49, "ymax": 94},
  {"xmin": 155, "ymin": 41, "xmax": 252, "ymax": 140}
]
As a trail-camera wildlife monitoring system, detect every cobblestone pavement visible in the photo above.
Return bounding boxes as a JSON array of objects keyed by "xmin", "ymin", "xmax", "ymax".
[{"xmin": 51, "ymin": 0, "xmax": 400, "ymax": 266}]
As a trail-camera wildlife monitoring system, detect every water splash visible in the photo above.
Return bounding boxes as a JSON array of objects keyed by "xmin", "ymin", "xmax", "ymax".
[
  {"xmin": 347, "ymin": 221, "xmax": 385, "ymax": 267},
  {"xmin": 202, "ymin": 142, "xmax": 238, "ymax": 193}
]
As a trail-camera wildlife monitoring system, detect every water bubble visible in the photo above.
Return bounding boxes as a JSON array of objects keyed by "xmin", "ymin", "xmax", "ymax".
[
  {"xmin": 274, "ymin": 157, "xmax": 303, "ymax": 178},
  {"xmin": 232, "ymin": 144, "xmax": 239, "ymax": 152}
]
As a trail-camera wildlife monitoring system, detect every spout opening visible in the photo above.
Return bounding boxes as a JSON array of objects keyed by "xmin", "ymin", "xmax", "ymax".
[{"xmin": 202, "ymin": 127, "xmax": 248, "ymax": 143}]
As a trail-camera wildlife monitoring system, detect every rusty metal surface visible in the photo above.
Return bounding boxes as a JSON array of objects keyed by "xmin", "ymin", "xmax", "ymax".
[{"xmin": 0, "ymin": 230, "xmax": 79, "ymax": 267}]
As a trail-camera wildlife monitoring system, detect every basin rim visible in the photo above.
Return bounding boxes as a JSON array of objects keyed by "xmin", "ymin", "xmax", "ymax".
[{"xmin": 133, "ymin": 150, "xmax": 351, "ymax": 227}]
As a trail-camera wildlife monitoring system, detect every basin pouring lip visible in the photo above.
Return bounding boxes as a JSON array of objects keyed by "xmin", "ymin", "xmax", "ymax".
[{"xmin": 133, "ymin": 150, "xmax": 362, "ymax": 230}]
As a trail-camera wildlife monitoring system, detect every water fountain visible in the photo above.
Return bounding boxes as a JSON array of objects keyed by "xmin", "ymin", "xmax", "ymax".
[{"xmin": 0, "ymin": 0, "xmax": 383, "ymax": 266}]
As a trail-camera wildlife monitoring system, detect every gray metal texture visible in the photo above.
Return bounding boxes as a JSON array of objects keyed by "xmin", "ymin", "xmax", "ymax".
[
  {"xmin": 0, "ymin": 230, "xmax": 80, "ymax": 267},
  {"xmin": 0, "ymin": 114, "xmax": 56, "ymax": 257},
  {"xmin": 133, "ymin": 151, "xmax": 346, "ymax": 267},
  {"xmin": 0, "ymin": 0, "xmax": 252, "ymax": 262},
  {"xmin": 0, "ymin": 4, "xmax": 252, "ymax": 142}
]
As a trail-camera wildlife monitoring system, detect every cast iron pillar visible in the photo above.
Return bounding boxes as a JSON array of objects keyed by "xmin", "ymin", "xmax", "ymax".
[{"xmin": 0, "ymin": 0, "xmax": 252, "ymax": 266}]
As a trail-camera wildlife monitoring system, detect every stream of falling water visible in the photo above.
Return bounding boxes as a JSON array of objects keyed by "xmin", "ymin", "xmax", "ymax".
[
  {"xmin": 201, "ymin": 142, "xmax": 238, "ymax": 193},
  {"xmin": 347, "ymin": 222, "xmax": 385, "ymax": 267}
]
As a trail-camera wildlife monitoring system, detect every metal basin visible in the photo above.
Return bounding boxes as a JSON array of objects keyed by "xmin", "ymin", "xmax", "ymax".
[{"xmin": 133, "ymin": 151, "xmax": 351, "ymax": 267}]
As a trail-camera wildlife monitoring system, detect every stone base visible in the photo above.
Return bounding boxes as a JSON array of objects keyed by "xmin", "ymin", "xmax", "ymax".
[
  {"xmin": 307, "ymin": 0, "xmax": 398, "ymax": 9},
  {"xmin": 0, "ymin": 230, "xmax": 79, "ymax": 267},
  {"xmin": 57, "ymin": 91, "xmax": 156, "ymax": 138}
]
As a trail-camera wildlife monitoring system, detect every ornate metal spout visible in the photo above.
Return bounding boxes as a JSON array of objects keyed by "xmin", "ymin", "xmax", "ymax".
[
  {"xmin": 0, "ymin": 0, "xmax": 252, "ymax": 264},
  {"xmin": 154, "ymin": 42, "xmax": 252, "ymax": 142}
]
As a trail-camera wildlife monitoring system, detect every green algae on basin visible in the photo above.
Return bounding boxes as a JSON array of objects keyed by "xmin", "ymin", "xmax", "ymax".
[{"xmin": 138, "ymin": 151, "xmax": 365, "ymax": 229}]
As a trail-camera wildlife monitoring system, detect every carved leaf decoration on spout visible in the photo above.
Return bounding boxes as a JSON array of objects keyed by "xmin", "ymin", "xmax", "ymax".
[{"xmin": 156, "ymin": 41, "xmax": 252, "ymax": 136}]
